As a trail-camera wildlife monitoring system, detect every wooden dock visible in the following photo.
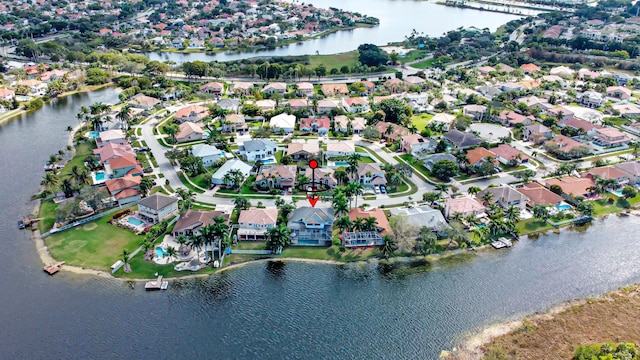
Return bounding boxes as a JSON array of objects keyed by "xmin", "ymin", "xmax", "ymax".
[
  {"xmin": 43, "ymin": 261, "xmax": 65, "ymax": 275},
  {"xmin": 145, "ymin": 276, "xmax": 169, "ymax": 291},
  {"xmin": 491, "ymin": 238, "xmax": 513, "ymax": 249}
]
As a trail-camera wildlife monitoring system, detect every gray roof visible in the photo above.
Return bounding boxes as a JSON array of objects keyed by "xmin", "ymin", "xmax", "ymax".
[
  {"xmin": 444, "ymin": 130, "xmax": 482, "ymax": 148},
  {"xmin": 615, "ymin": 161, "xmax": 640, "ymax": 177},
  {"xmin": 287, "ymin": 207, "xmax": 334, "ymax": 230},
  {"xmin": 211, "ymin": 159, "xmax": 253, "ymax": 180},
  {"xmin": 389, "ymin": 205, "xmax": 449, "ymax": 230},
  {"xmin": 216, "ymin": 99, "xmax": 240, "ymax": 110},
  {"xmin": 477, "ymin": 185, "xmax": 529, "ymax": 207},
  {"xmin": 239, "ymin": 139, "xmax": 277, "ymax": 152},
  {"xmin": 138, "ymin": 194, "xmax": 178, "ymax": 211}
]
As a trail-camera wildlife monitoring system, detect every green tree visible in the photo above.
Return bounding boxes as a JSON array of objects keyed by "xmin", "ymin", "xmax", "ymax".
[
  {"xmin": 577, "ymin": 201, "xmax": 594, "ymax": 218},
  {"xmin": 622, "ymin": 185, "xmax": 637, "ymax": 200},
  {"xmin": 139, "ymin": 177, "xmax": 154, "ymax": 197},
  {"xmin": 233, "ymin": 196, "xmax": 251, "ymax": 212},
  {"xmin": 378, "ymin": 98, "xmax": 411, "ymax": 124},
  {"xmin": 414, "ymin": 226, "xmax": 437, "ymax": 255},
  {"xmin": 431, "ymin": 160, "xmax": 458, "ymax": 181},
  {"xmin": 379, "ymin": 234, "xmax": 397, "ymax": 258},
  {"xmin": 265, "ymin": 225, "xmax": 291, "ymax": 253}
]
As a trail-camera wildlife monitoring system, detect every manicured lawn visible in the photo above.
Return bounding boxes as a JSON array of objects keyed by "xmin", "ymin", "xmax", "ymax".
[
  {"xmin": 606, "ymin": 117, "xmax": 631, "ymax": 127},
  {"xmin": 38, "ymin": 200, "xmax": 58, "ymax": 233},
  {"xmin": 177, "ymin": 172, "xmax": 205, "ymax": 193},
  {"xmin": 309, "ymin": 51, "xmax": 359, "ymax": 71},
  {"xmin": 45, "ymin": 214, "xmax": 142, "ymax": 271},
  {"xmin": 516, "ymin": 218, "xmax": 554, "ymax": 235},
  {"xmin": 234, "ymin": 241, "xmax": 267, "ymax": 250},
  {"xmin": 593, "ymin": 197, "xmax": 629, "ymax": 216},
  {"xmin": 398, "ymin": 154, "xmax": 446, "ymax": 183},
  {"xmin": 412, "ymin": 58, "xmax": 439, "ymax": 69},
  {"xmin": 116, "ymin": 255, "xmax": 220, "ymax": 279},
  {"xmin": 280, "ymin": 245, "xmax": 378, "ymax": 262},
  {"xmin": 411, "ymin": 113, "xmax": 434, "ymax": 131},
  {"xmin": 399, "ymin": 50, "xmax": 428, "ymax": 63},
  {"xmin": 191, "ymin": 173, "xmax": 211, "ymax": 189},
  {"xmin": 387, "ymin": 182, "xmax": 409, "ymax": 194},
  {"xmin": 60, "ymin": 142, "xmax": 94, "ymax": 177},
  {"xmin": 275, "ymin": 150, "xmax": 283, "ymax": 163}
]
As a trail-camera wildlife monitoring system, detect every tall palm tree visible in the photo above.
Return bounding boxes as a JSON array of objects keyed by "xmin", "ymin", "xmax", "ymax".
[
  {"xmin": 348, "ymin": 182, "xmax": 365, "ymax": 209},
  {"xmin": 467, "ymin": 186, "xmax": 481, "ymax": 196},
  {"xmin": 176, "ymin": 234, "xmax": 188, "ymax": 256},
  {"xmin": 379, "ymin": 235, "xmax": 397, "ymax": 258},
  {"xmin": 415, "ymin": 226, "xmax": 437, "ymax": 255},
  {"xmin": 481, "ymin": 191, "xmax": 494, "ymax": 205},
  {"xmin": 505, "ymin": 206, "xmax": 520, "ymax": 223},
  {"xmin": 187, "ymin": 233, "xmax": 204, "ymax": 263},
  {"xmin": 265, "ymin": 225, "xmax": 291, "ymax": 253},
  {"xmin": 233, "ymin": 196, "xmax": 251, "ymax": 212},
  {"xmin": 435, "ymin": 183, "xmax": 450, "ymax": 195},
  {"xmin": 71, "ymin": 165, "xmax": 88, "ymax": 186},
  {"xmin": 121, "ymin": 249, "xmax": 130, "ymax": 271},
  {"xmin": 332, "ymin": 194, "xmax": 349, "ymax": 217},
  {"xmin": 165, "ymin": 246, "xmax": 177, "ymax": 263},
  {"xmin": 176, "ymin": 188, "xmax": 195, "ymax": 213},
  {"xmin": 198, "ymin": 224, "xmax": 217, "ymax": 263},
  {"xmin": 532, "ymin": 205, "xmax": 550, "ymax": 222},
  {"xmin": 41, "ymin": 172, "xmax": 59, "ymax": 190},
  {"xmin": 334, "ymin": 168, "xmax": 349, "ymax": 186},
  {"xmin": 363, "ymin": 216, "xmax": 378, "ymax": 232},
  {"xmin": 117, "ymin": 103, "xmax": 132, "ymax": 130},
  {"xmin": 335, "ymin": 216, "xmax": 354, "ymax": 233},
  {"xmin": 60, "ymin": 178, "xmax": 74, "ymax": 197}
]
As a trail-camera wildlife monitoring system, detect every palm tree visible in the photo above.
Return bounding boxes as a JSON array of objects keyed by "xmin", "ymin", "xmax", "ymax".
[
  {"xmin": 335, "ymin": 216, "xmax": 354, "ymax": 233},
  {"xmin": 233, "ymin": 196, "xmax": 251, "ymax": 212},
  {"xmin": 187, "ymin": 233, "xmax": 204, "ymax": 263},
  {"xmin": 379, "ymin": 235, "xmax": 397, "ymax": 258},
  {"xmin": 334, "ymin": 168, "xmax": 349, "ymax": 186},
  {"xmin": 505, "ymin": 206, "xmax": 520, "ymax": 223},
  {"xmin": 435, "ymin": 183, "xmax": 450, "ymax": 195},
  {"xmin": 532, "ymin": 205, "xmax": 550, "ymax": 222},
  {"xmin": 348, "ymin": 182, "xmax": 365, "ymax": 209},
  {"xmin": 41, "ymin": 172, "xmax": 59, "ymax": 190},
  {"xmin": 363, "ymin": 216, "xmax": 378, "ymax": 232},
  {"xmin": 265, "ymin": 225, "xmax": 291, "ymax": 253},
  {"xmin": 139, "ymin": 177, "xmax": 154, "ymax": 197},
  {"xmin": 176, "ymin": 188, "xmax": 195, "ymax": 213},
  {"xmin": 388, "ymin": 172, "xmax": 403, "ymax": 190},
  {"xmin": 71, "ymin": 165, "xmax": 89, "ymax": 186},
  {"xmin": 60, "ymin": 178, "xmax": 74, "ymax": 197},
  {"xmin": 353, "ymin": 217, "xmax": 367, "ymax": 232},
  {"xmin": 117, "ymin": 103, "xmax": 132, "ymax": 130},
  {"xmin": 176, "ymin": 234, "xmax": 188, "ymax": 256},
  {"xmin": 332, "ymin": 193, "xmax": 349, "ymax": 217},
  {"xmin": 165, "ymin": 246, "xmax": 177, "ymax": 263},
  {"xmin": 121, "ymin": 249, "xmax": 130, "ymax": 271},
  {"xmin": 467, "ymin": 186, "xmax": 481, "ymax": 196},
  {"xmin": 415, "ymin": 226, "xmax": 437, "ymax": 255},
  {"xmin": 474, "ymin": 226, "xmax": 491, "ymax": 245},
  {"xmin": 464, "ymin": 213, "xmax": 480, "ymax": 227},
  {"xmin": 481, "ymin": 191, "xmax": 494, "ymax": 205}
]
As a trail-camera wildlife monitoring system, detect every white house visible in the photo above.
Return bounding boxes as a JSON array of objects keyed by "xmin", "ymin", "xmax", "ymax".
[
  {"xmin": 137, "ymin": 194, "xmax": 179, "ymax": 224},
  {"xmin": 401, "ymin": 134, "xmax": 434, "ymax": 155},
  {"xmin": 191, "ymin": 144, "xmax": 225, "ymax": 166},
  {"xmin": 270, "ymin": 113, "xmax": 296, "ymax": 133},
  {"xmin": 238, "ymin": 139, "xmax": 278, "ymax": 162},
  {"xmin": 342, "ymin": 97, "xmax": 370, "ymax": 113},
  {"xmin": 325, "ymin": 141, "xmax": 356, "ymax": 157},
  {"xmin": 96, "ymin": 129, "xmax": 126, "ymax": 148},
  {"xmin": 211, "ymin": 159, "xmax": 253, "ymax": 186}
]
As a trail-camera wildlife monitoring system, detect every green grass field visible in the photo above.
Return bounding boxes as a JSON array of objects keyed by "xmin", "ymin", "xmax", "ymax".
[
  {"xmin": 309, "ymin": 51, "xmax": 359, "ymax": 70},
  {"xmin": 516, "ymin": 218, "xmax": 554, "ymax": 235},
  {"xmin": 411, "ymin": 113, "xmax": 434, "ymax": 131},
  {"xmin": 411, "ymin": 58, "xmax": 439, "ymax": 69},
  {"xmin": 398, "ymin": 50, "xmax": 428, "ymax": 64}
]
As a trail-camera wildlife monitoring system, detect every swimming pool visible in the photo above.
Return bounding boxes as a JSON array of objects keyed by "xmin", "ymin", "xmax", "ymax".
[
  {"xmin": 88, "ymin": 131, "xmax": 99, "ymax": 139},
  {"xmin": 95, "ymin": 171, "xmax": 105, "ymax": 181},
  {"xmin": 262, "ymin": 158, "xmax": 275, "ymax": 164},
  {"xmin": 334, "ymin": 161, "xmax": 349, "ymax": 167},
  {"xmin": 155, "ymin": 246, "xmax": 168, "ymax": 259},
  {"xmin": 556, "ymin": 203, "xmax": 571, "ymax": 211},
  {"xmin": 127, "ymin": 217, "xmax": 144, "ymax": 226}
]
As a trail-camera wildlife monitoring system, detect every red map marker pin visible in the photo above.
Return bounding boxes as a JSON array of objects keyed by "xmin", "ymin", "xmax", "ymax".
[{"xmin": 309, "ymin": 159, "xmax": 319, "ymax": 169}]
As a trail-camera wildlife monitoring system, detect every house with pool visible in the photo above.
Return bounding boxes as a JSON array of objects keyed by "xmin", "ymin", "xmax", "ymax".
[
  {"xmin": 237, "ymin": 208, "xmax": 279, "ymax": 241},
  {"xmin": 105, "ymin": 175, "xmax": 142, "ymax": 206},
  {"xmin": 96, "ymin": 129, "xmax": 126, "ymax": 148},
  {"xmin": 288, "ymin": 207, "xmax": 334, "ymax": 246},
  {"xmin": 238, "ymin": 139, "xmax": 278, "ymax": 162},
  {"xmin": 137, "ymin": 194, "xmax": 179, "ymax": 224},
  {"xmin": 172, "ymin": 209, "xmax": 229, "ymax": 236},
  {"xmin": 255, "ymin": 165, "xmax": 297, "ymax": 191},
  {"xmin": 343, "ymin": 208, "xmax": 392, "ymax": 248}
]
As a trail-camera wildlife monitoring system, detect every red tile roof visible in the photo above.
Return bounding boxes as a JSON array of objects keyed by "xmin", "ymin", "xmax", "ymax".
[
  {"xmin": 466, "ymin": 147, "xmax": 497, "ymax": 166},
  {"xmin": 517, "ymin": 182, "xmax": 564, "ymax": 206}
]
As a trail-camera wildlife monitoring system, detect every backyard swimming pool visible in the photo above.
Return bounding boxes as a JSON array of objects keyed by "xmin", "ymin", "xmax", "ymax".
[
  {"xmin": 88, "ymin": 131, "xmax": 99, "ymax": 139},
  {"xmin": 95, "ymin": 171, "xmax": 105, "ymax": 181},
  {"xmin": 155, "ymin": 246, "xmax": 169, "ymax": 259},
  {"xmin": 262, "ymin": 158, "xmax": 275, "ymax": 164},
  {"xmin": 556, "ymin": 203, "xmax": 572, "ymax": 211},
  {"xmin": 127, "ymin": 217, "xmax": 144, "ymax": 226},
  {"xmin": 334, "ymin": 161, "xmax": 349, "ymax": 167}
]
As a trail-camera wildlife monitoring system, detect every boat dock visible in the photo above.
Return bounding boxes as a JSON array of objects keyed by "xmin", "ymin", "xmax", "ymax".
[
  {"xmin": 43, "ymin": 261, "xmax": 65, "ymax": 275},
  {"xmin": 145, "ymin": 276, "xmax": 169, "ymax": 291},
  {"xmin": 20, "ymin": 215, "xmax": 42, "ymax": 230},
  {"xmin": 491, "ymin": 238, "xmax": 513, "ymax": 249}
]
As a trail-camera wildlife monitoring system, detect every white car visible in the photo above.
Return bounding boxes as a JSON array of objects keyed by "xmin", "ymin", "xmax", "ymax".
[{"xmin": 373, "ymin": 186, "xmax": 380, "ymax": 194}]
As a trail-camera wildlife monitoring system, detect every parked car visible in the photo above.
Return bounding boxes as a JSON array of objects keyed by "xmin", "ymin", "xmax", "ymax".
[
  {"xmin": 143, "ymin": 166, "xmax": 153, "ymax": 173},
  {"xmin": 373, "ymin": 185, "xmax": 380, "ymax": 194},
  {"xmin": 380, "ymin": 185, "xmax": 387, "ymax": 194}
]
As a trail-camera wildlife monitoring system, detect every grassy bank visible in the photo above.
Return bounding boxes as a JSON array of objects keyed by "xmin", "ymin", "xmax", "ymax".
[{"xmin": 309, "ymin": 51, "xmax": 359, "ymax": 70}]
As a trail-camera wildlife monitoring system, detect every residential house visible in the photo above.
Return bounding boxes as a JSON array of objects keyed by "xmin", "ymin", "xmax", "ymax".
[
  {"xmin": 192, "ymin": 144, "xmax": 225, "ymax": 166},
  {"xmin": 342, "ymin": 97, "xmax": 370, "ymax": 113},
  {"xmin": 613, "ymin": 104, "xmax": 640, "ymax": 118},
  {"xmin": 128, "ymin": 94, "xmax": 161, "ymax": 110},
  {"xmin": 93, "ymin": 143, "xmax": 135, "ymax": 164},
  {"xmin": 162, "ymin": 87, "xmax": 184, "ymax": 101},
  {"xmin": 614, "ymin": 73, "xmax": 633, "ymax": 86},
  {"xmin": 592, "ymin": 127, "xmax": 631, "ymax": 148},
  {"xmin": 238, "ymin": 139, "xmax": 278, "ymax": 162},
  {"xmin": 296, "ymin": 82, "xmax": 314, "ymax": 96},
  {"xmin": 172, "ymin": 210, "xmax": 229, "ymax": 236},
  {"xmin": 444, "ymin": 129, "xmax": 482, "ymax": 149},
  {"xmin": 524, "ymin": 123, "xmax": 553, "ymax": 143},
  {"xmin": 517, "ymin": 182, "xmax": 564, "ymax": 207},
  {"xmin": 444, "ymin": 197, "xmax": 486, "ymax": 218},
  {"xmin": 262, "ymin": 82, "xmax": 287, "ymax": 94},
  {"xmin": 211, "ymin": 159, "xmax": 252, "ymax": 186},
  {"xmin": 584, "ymin": 166, "xmax": 629, "ymax": 188},
  {"xmin": 357, "ymin": 163, "xmax": 387, "ymax": 187},
  {"xmin": 0, "ymin": 88, "xmax": 14, "ymax": 101},
  {"xmin": 518, "ymin": 95, "xmax": 554, "ymax": 113},
  {"xmin": 255, "ymin": 99, "xmax": 276, "ymax": 111},
  {"xmin": 544, "ymin": 176, "xmax": 596, "ymax": 198},
  {"xmin": 256, "ymin": 165, "xmax": 297, "ymax": 191},
  {"xmin": 300, "ymin": 117, "xmax": 330, "ymax": 134},
  {"xmin": 384, "ymin": 78, "xmax": 406, "ymax": 93},
  {"xmin": 549, "ymin": 66, "xmax": 575, "ymax": 79},
  {"xmin": 423, "ymin": 153, "xmax": 458, "ymax": 170},
  {"xmin": 216, "ymin": 99, "xmax": 241, "ymax": 112},
  {"xmin": 343, "ymin": 208, "xmax": 393, "ymax": 248},
  {"xmin": 491, "ymin": 144, "xmax": 529, "ymax": 165},
  {"xmin": 105, "ymin": 175, "xmax": 142, "ymax": 205},
  {"xmin": 606, "ymin": 86, "xmax": 632, "ymax": 99},
  {"xmin": 431, "ymin": 113, "xmax": 456, "ymax": 128},
  {"xmin": 222, "ymin": 113, "xmax": 248, "ymax": 134},
  {"xmin": 40, "ymin": 69, "xmax": 67, "ymax": 82},
  {"xmin": 306, "ymin": 167, "xmax": 338, "ymax": 188},
  {"xmin": 237, "ymin": 208, "xmax": 279, "ymax": 240},
  {"xmin": 269, "ymin": 113, "xmax": 296, "ymax": 133},
  {"xmin": 559, "ymin": 117, "xmax": 601, "ymax": 135},
  {"xmin": 463, "ymin": 104, "xmax": 487, "ymax": 121},
  {"xmin": 578, "ymin": 91, "xmax": 605, "ymax": 108},
  {"xmin": 374, "ymin": 121, "xmax": 410, "ymax": 142},
  {"xmin": 544, "ymin": 135, "xmax": 593, "ymax": 157},
  {"xmin": 405, "ymin": 76, "xmax": 426, "ymax": 86},
  {"xmin": 317, "ymin": 99, "xmax": 339, "ymax": 113},
  {"xmin": 104, "ymin": 155, "xmax": 142, "ymax": 179},
  {"xmin": 334, "ymin": 115, "xmax": 366, "ymax": 134},
  {"xmin": 614, "ymin": 161, "xmax": 640, "ymax": 184},
  {"xmin": 494, "ymin": 110, "xmax": 535, "ymax": 127},
  {"xmin": 520, "ymin": 63, "xmax": 541, "ymax": 74},
  {"xmin": 17, "ymin": 79, "xmax": 46, "ymax": 95},
  {"xmin": 288, "ymin": 207, "xmax": 334, "ymax": 246},
  {"xmin": 401, "ymin": 134, "xmax": 434, "ymax": 155},
  {"xmin": 320, "ymin": 83, "xmax": 349, "ymax": 97},
  {"xmin": 326, "ymin": 141, "xmax": 355, "ymax": 157},
  {"xmin": 288, "ymin": 99, "xmax": 308, "ymax": 110},
  {"xmin": 478, "ymin": 66, "xmax": 496, "ymax": 76},
  {"xmin": 232, "ymin": 82, "xmax": 254, "ymax": 95},
  {"xmin": 547, "ymin": 107, "xmax": 575, "ymax": 122},
  {"xmin": 477, "ymin": 85, "xmax": 502, "ymax": 100},
  {"xmin": 175, "ymin": 122, "xmax": 205, "ymax": 143},
  {"xmin": 466, "ymin": 147, "xmax": 498, "ymax": 168},
  {"xmin": 389, "ymin": 205, "xmax": 449, "ymax": 233},
  {"xmin": 137, "ymin": 194, "xmax": 179, "ymax": 224},
  {"xmin": 96, "ymin": 129, "xmax": 126, "ymax": 148},
  {"xmin": 174, "ymin": 105, "xmax": 209, "ymax": 123},
  {"xmin": 477, "ymin": 185, "xmax": 530, "ymax": 210},
  {"xmin": 200, "ymin": 82, "xmax": 224, "ymax": 94},
  {"xmin": 287, "ymin": 143, "xmax": 320, "ymax": 161}
]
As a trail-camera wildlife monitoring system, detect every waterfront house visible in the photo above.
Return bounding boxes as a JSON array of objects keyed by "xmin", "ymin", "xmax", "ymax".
[
  {"xmin": 96, "ymin": 129, "xmax": 126, "ymax": 148},
  {"xmin": 237, "ymin": 208, "xmax": 279, "ymax": 241},
  {"xmin": 93, "ymin": 143, "xmax": 135, "ymax": 164},
  {"xmin": 191, "ymin": 144, "xmax": 225, "ymax": 166},
  {"xmin": 443, "ymin": 129, "xmax": 482, "ymax": 149},
  {"xmin": 325, "ymin": 141, "xmax": 355, "ymax": 157},
  {"xmin": 342, "ymin": 97, "xmax": 370, "ymax": 113},
  {"xmin": 288, "ymin": 207, "xmax": 334, "ymax": 246},
  {"xmin": 255, "ymin": 165, "xmax": 297, "ymax": 191},
  {"xmin": 477, "ymin": 185, "xmax": 530, "ymax": 210},
  {"xmin": 104, "ymin": 155, "xmax": 142, "ymax": 179},
  {"xmin": 401, "ymin": 134, "xmax": 434, "ymax": 155},
  {"xmin": 172, "ymin": 209, "xmax": 229, "ymax": 236},
  {"xmin": 343, "ymin": 208, "xmax": 392, "ymax": 248},
  {"xmin": 491, "ymin": 144, "xmax": 529, "ymax": 165},
  {"xmin": 128, "ymin": 94, "xmax": 161, "ymax": 110},
  {"xmin": 269, "ymin": 113, "xmax": 296, "ymax": 133},
  {"xmin": 544, "ymin": 177, "xmax": 596, "ymax": 198},
  {"xmin": 423, "ymin": 153, "xmax": 458, "ymax": 171},
  {"xmin": 287, "ymin": 143, "xmax": 320, "ymax": 161},
  {"xmin": 238, "ymin": 139, "xmax": 278, "ymax": 162},
  {"xmin": 389, "ymin": 205, "xmax": 449, "ymax": 233},
  {"xmin": 357, "ymin": 163, "xmax": 387, "ymax": 187},
  {"xmin": 334, "ymin": 115, "xmax": 365, "ymax": 134},
  {"xmin": 137, "ymin": 194, "xmax": 179, "ymax": 224},
  {"xmin": 175, "ymin": 122, "xmax": 205, "ymax": 143},
  {"xmin": 517, "ymin": 182, "xmax": 564, "ymax": 207},
  {"xmin": 0, "ymin": 88, "xmax": 15, "ymax": 101},
  {"xmin": 606, "ymin": 86, "xmax": 632, "ymax": 100},
  {"xmin": 200, "ymin": 82, "xmax": 224, "ymax": 95},
  {"xmin": 614, "ymin": 161, "xmax": 640, "ymax": 184},
  {"xmin": 524, "ymin": 123, "xmax": 553, "ymax": 143},
  {"xmin": 306, "ymin": 167, "xmax": 338, "ymax": 188},
  {"xmin": 105, "ymin": 175, "xmax": 142, "ymax": 206},
  {"xmin": 374, "ymin": 121, "xmax": 410, "ymax": 142},
  {"xmin": 211, "ymin": 159, "xmax": 252, "ymax": 186},
  {"xmin": 592, "ymin": 127, "xmax": 631, "ymax": 148},
  {"xmin": 300, "ymin": 117, "xmax": 330, "ymax": 134},
  {"xmin": 584, "ymin": 166, "xmax": 629, "ymax": 188},
  {"xmin": 174, "ymin": 105, "xmax": 209, "ymax": 123},
  {"xmin": 444, "ymin": 197, "xmax": 485, "ymax": 219}
]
